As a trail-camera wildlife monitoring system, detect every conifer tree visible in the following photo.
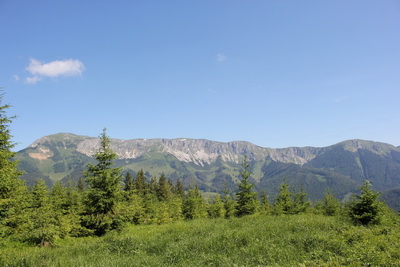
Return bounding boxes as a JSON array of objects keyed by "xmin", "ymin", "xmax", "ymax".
[
  {"xmin": 316, "ymin": 190, "xmax": 341, "ymax": 216},
  {"xmin": 208, "ymin": 194, "xmax": 226, "ymax": 218},
  {"xmin": 134, "ymin": 169, "xmax": 147, "ymax": 196},
  {"xmin": 348, "ymin": 181, "xmax": 384, "ymax": 225},
  {"xmin": 274, "ymin": 179, "xmax": 294, "ymax": 215},
  {"xmin": 123, "ymin": 172, "xmax": 134, "ymax": 192},
  {"xmin": 174, "ymin": 178, "xmax": 185, "ymax": 199},
  {"xmin": 29, "ymin": 179, "xmax": 59, "ymax": 246},
  {"xmin": 292, "ymin": 185, "xmax": 311, "ymax": 214},
  {"xmin": 83, "ymin": 129, "xmax": 122, "ymax": 235},
  {"xmin": 222, "ymin": 184, "xmax": 236, "ymax": 218},
  {"xmin": 260, "ymin": 191, "xmax": 272, "ymax": 215},
  {"xmin": 183, "ymin": 185, "xmax": 208, "ymax": 219},
  {"xmin": 157, "ymin": 173, "xmax": 172, "ymax": 201},
  {"xmin": 0, "ymin": 95, "xmax": 28, "ymax": 237},
  {"xmin": 235, "ymin": 157, "xmax": 258, "ymax": 217}
]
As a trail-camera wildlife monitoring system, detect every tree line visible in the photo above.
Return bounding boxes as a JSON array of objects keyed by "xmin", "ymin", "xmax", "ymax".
[{"xmin": 0, "ymin": 97, "xmax": 388, "ymax": 246}]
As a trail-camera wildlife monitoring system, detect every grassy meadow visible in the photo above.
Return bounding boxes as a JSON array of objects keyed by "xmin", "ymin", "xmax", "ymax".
[{"xmin": 1, "ymin": 214, "xmax": 400, "ymax": 266}]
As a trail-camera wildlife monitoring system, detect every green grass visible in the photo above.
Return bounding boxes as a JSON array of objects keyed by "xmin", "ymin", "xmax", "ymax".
[{"xmin": 1, "ymin": 214, "xmax": 400, "ymax": 266}]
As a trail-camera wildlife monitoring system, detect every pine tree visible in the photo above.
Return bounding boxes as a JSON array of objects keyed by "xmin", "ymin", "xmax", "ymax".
[
  {"xmin": 174, "ymin": 178, "xmax": 185, "ymax": 199},
  {"xmin": 292, "ymin": 185, "xmax": 311, "ymax": 214},
  {"xmin": 183, "ymin": 185, "xmax": 208, "ymax": 220},
  {"xmin": 316, "ymin": 190, "xmax": 341, "ymax": 216},
  {"xmin": 134, "ymin": 169, "xmax": 147, "ymax": 196},
  {"xmin": 222, "ymin": 184, "xmax": 236, "ymax": 218},
  {"xmin": 123, "ymin": 172, "xmax": 134, "ymax": 192},
  {"xmin": 83, "ymin": 129, "xmax": 122, "ymax": 235},
  {"xmin": 0, "ymin": 95, "xmax": 28, "ymax": 237},
  {"xmin": 348, "ymin": 181, "xmax": 384, "ymax": 225},
  {"xmin": 235, "ymin": 157, "xmax": 258, "ymax": 217},
  {"xmin": 260, "ymin": 191, "xmax": 272, "ymax": 215},
  {"xmin": 208, "ymin": 194, "xmax": 226, "ymax": 218},
  {"xmin": 29, "ymin": 179, "xmax": 59, "ymax": 246},
  {"xmin": 157, "ymin": 173, "xmax": 172, "ymax": 201},
  {"xmin": 274, "ymin": 179, "xmax": 293, "ymax": 215}
]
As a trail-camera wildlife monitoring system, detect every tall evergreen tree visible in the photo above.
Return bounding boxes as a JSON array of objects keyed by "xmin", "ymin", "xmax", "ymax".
[
  {"xmin": 274, "ymin": 179, "xmax": 294, "ymax": 215},
  {"xmin": 157, "ymin": 173, "xmax": 172, "ymax": 201},
  {"xmin": 134, "ymin": 169, "xmax": 147, "ymax": 196},
  {"xmin": 222, "ymin": 183, "xmax": 236, "ymax": 218},
  {"xmin": 29, "ymin": 179, "xmax": 59, "ymax": 246},
  {"xmin": 315, "ymin": 190, "xmax": 341, "ymax": 216},
  {"xmin": 83, "ymin": 129, "xmax": 122, "ymax": 235},
  {"xmin": 208, "ymin": 194, "xmax": 226, "ymax": 218},
  {"xmin": 0, "ymin": 95, "xmax": 27, "ymax": 237},
  {"xmin": 292, "ymin": 185, "xmax": 311, "ymax": 214},
  {"xmin": 183, "ymin": 185, "xmax": 208, "ymax": 220},
  {"xmin": 235, "ymin": 157, "xmax": 258, "ymax": 217},
  {"xmin": 260, "ymin": 191, "xmax": 272, "ymax": 215},
  {"xmin": 348, "ymin": 181, "xmax": 384, "ymax": 225},
  {"xmin": 123, "ymin": 172, "xmax": 134, "ymax": 192},
  {"xmin": 174, "ymin": 178, "xmax": 185, "ymax": 199}
]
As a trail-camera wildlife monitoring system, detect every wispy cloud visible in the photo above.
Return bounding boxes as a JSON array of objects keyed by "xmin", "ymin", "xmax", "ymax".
[
  {"xmin": 217, "ymin": 53, "xmax": 227, "ymax": 62},
  {"xmin": 23, "ymin": 58, "xmax": 85, "ymax": 84},
  {"xmin": 13, "ymin": 75, "xmax": 20, "ymax": 81},
  {"xmin": 25, "ymin": 76, "xmax": 42, "ymax": 84}
]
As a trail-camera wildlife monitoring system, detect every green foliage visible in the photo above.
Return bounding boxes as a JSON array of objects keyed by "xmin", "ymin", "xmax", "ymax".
[
  {"xmin": 183, "ymin": 185, "xmax": 208, "ymax": 219},
  {"xmin": 27, "ymin": 179, "xmax": 60, "ymax": 246},
  {"xmin": 259, "ymin": 191, "xmax": 271, "ymax": 215},
  {"xmin": 235, "ymin": 157, "xmax": 258, "ymax": 217},
  {"xmin": 134, "ymin": 169, "xmax": 148, "ymax": 196},
  {"xmin": 83, "ymin": 129, "xmax": 123, "ymax": 235},
  {"xmin": 208, "ymin": 194, "xmax": 225, "ymax": 218},
  {"xmin": 156, "ymin": 173, "xmax": 173, "ymax": 201},
  {"xmin": 123, "ymin": 172, "xmax": 134, "ymax": 191},
  {"xmin": 274, "ymin": 179, "xmax": 294, "ymax": 214},
  {"xmin": 1, "ymin": 215, "xmax": 400, "ymax": 266},
  {"xmin": 0, "ymin": 96, "xmax": 28, "ymax": 238},
  {"xmin": 314, "ymin": 190, "xmax": 342, "ymax": 216},
  {"xmin": 348, "ymin": 181, "xmax": 384, "ymax": 225}
]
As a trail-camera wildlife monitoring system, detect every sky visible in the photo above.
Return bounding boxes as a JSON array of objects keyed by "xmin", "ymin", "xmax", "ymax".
[{"xmin": 1, "ymin": 0, "xmax": 399, "ymax": 151}]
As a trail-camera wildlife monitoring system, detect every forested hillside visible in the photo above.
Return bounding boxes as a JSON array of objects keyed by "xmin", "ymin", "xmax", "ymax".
[{"xmin": 15, "ymin": 133, "xmax": 400, "ymax": 209}]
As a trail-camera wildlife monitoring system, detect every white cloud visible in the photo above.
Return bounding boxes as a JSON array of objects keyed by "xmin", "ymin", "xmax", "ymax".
[
  {"xmin": 13, "ymin": 75, "xmax": 20, "ymax": 81},
  {"xmin": 25, "ymin": 76, "xmax": 42, "ymax": 84},
  {"xmin": 217, "ymin": 53, "xmax": 227, "ymax": 62},
  {"xmin": 26, "ymin": 58, "xmax": 85, "ymax": 78}
]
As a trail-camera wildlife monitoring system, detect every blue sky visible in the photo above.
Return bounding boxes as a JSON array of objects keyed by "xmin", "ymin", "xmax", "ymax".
[{"xmin": 1, "ymin": 1, "xmax": 399, "ymax": 151}]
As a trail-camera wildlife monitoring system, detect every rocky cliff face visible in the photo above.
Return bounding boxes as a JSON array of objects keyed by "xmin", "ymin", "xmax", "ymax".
[{"xmin": 27, "ymin": 133, "xmax": 326, "ymax": 166}]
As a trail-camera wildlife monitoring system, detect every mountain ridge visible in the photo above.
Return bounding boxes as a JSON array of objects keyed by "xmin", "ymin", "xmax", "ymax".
[{"xmin": 15, "ymin": 133, "xmax": 400, "ymax": 210}]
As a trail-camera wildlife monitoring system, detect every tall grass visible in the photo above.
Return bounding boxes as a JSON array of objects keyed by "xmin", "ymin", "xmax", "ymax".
[{"xmin": 1, "ymin": 214, "xmax": 399, "ymax": 266}]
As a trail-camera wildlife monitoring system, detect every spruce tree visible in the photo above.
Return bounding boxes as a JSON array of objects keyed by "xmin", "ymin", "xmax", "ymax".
[
  {"xmin": 292, "ymin": 185, "xmax": 311, "ymax": 214},
  {"xmin": 0, "ymin": 95, "xmax": 28, "ymax": 237},
  {"xmin": 208, "ymin": 194, "xmax": 226, "ymax": 218},
  {"xmin": 222, "ymin": 184, "xmax": 236, "ymax": 218},
  {"xmin": 134, "ymin": 169, "xmax": 147, "ymax": 196},
  {"xmin": 123, "ymin": 172, "xmax": 134, "ymax": 192},
  {"xmin": 317, "ymin": 190, "xmax": 341, "ymax": 216},
  {"xmin": 260, "ymin": 191, "xmax": 271, "ymax": 215},
  {"xmin": 29, "ymin": 179, "xmax": 59, "ymax": 246},
  {"xmin": 348, "ymin": 181, "xmax": 383, "ymax": 225},
  {"xmin": 183, "ymin": 185, "xmax": 208, "ymax": 219},
  {"xmin": 157, "ymin": 173, "xmax": 172, "ymax": 201},
  {"xmin": 83, "ymin": 129, "xmax": 122, "ymax": 235},
  {"xmin": 274, "ymin": 179, "xmax": 293, "ymax": 215},
  {"xmin": 235, "ymin": 157, "xmax": 258, "ymax": 217},
  {"xmin": 174, "ymin": 178, "xmax": 185, "ymax": 199}
]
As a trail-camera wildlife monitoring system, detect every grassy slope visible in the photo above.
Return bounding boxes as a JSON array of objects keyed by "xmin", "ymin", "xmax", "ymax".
[{"xmin": 1, "ymin": 214, "xmax": 400, "ymax": 266}]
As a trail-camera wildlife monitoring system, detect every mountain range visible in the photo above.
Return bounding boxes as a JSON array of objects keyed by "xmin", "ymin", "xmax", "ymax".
[{"xmin": 15, "ymin": 133, "xmax": 400, "ymax": 210}]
